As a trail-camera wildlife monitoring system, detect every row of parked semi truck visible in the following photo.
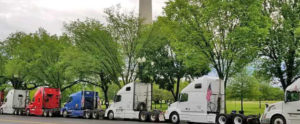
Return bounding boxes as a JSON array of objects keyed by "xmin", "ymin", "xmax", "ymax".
[{"xmin": 0, "ymin": 76, "xmax": 299, "ymax": 124}]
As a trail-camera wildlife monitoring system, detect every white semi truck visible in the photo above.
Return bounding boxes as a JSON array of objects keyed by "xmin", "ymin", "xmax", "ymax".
[
  {"xmin": 261, "ymin": 79, "xmax": 300, "ymax": 124},
  {"xmin": 0, "ymin": 89, "xmax": 29, "ymax": 115},
  {"xmin": 105, "ymin": 82, "xmax": 156, "ymax": 121},
  {"xmin": 164, "ymin": 76, "xmax": 225, "ymax": 123}
]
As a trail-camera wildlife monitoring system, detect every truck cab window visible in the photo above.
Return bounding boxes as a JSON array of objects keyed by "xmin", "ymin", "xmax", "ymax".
[
  {"xmin": 179, "ymin": 93, "xmax": 188, "ymax": 102},
  {"xmin": 286, "ymin": 91, "xmax": 300, "ymax": 102},
  {"xmin": 126, "ymin": 87, "xmax": 131, "ymax": 91},
  {"xmin": 195, "ymin": 84, "xmax": 202, "ymax": 89},
  {"xmin": 114, "ymin": 95, "xmax": 122, "ymax": 102},
  {"xmin": 67, "ymin": 97, "xmax": 72, "ymax": 103}
]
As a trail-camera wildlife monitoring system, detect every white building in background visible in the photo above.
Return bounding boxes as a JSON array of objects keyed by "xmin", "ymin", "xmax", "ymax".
[{"xmin": 139, "ymin": 0, "xmax": 152, "ymax": 24}]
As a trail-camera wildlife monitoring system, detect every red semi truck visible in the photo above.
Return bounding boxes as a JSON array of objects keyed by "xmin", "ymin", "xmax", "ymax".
[
  {"xmin": 26, "ymin": 87, "xmax": 61, "ymax": 117},
  {"xmin": 0, "ymin": 90, "xmax": 4, "ymax": 106}
]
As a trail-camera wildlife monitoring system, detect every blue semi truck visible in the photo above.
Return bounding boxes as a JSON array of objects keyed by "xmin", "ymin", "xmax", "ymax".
[{"xmin": 60, "ymin": 91, "xmax": 104, "ymax": 119}]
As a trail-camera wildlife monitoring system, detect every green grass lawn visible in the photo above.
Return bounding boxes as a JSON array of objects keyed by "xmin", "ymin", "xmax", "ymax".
[{"xmin": 151, "ymin": 101, "xmax": 279, "ymax": 116}]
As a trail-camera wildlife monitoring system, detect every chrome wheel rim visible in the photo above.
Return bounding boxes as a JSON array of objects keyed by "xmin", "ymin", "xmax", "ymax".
[
  {"xmin": 108, "ymin": 112, "xmax": 113, "ymax": 120},
  {"xmin": 49, "ymin": 111, "xmax": 53, "ymax": 117},
  {"xmin": 171, "ymin": 114, "xmax": 178, "ymax": 123},
  {"xmin": 218, "ymin": 116, "xmax": 226, "ymax": 124},
  {"xmin": 150, "ymin": 114, "xmax": 156, "ymax": 121},
  {"xmin": 274, "ymin": 118, "xmax": 284, "ymax": 124},
  {"xmin": 63, "ymin": 111, "xmax": 67, "ymax": 117},
  {"xmin": 93, "ymin": 112, "xmax": 97, "ymax": 119},
  {"xmin": 43, "ymin": 111, "xmax": 47, "ymax": 117},
  {"xmin": 234, "ymin": 116, "xmax": 243, "ymax": 124}
]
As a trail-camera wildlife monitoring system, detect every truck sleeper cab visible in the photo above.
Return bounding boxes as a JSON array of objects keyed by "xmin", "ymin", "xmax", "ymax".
[
  {"xmin": 26, "ymin": 87, "xmax": 61, "ymax": 117},
  {"xmin": 61, "ymin": 91, "xmax": 104, "ymax": 119},
  {"xmin": 105, "ymin": 82, "xmax": 155, "ymax": 121},
  {"xmin": 0, "ymin": 89, "xmax": 29, "ymax": 115},
  {"xmin": 164, "ymin": 76, "xmax": 225, "ymax": 124},
  {"xmin": 261, "ymin": 78, "xmax": 300, "ymax": 124}
]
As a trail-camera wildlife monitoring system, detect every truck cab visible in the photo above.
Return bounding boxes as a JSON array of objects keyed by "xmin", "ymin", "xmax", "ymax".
[
  {"xmin": 105, "ymin": 82, "xmax": 152, "ymax": 120},
  {"xmin": 165, "ymin": 76, "xmax": 225, "ymax": 124},
  {"xmin": 26, "ymin": 87, "xmax": 61, "ymax": 116},
  {"xmin": 261, "ymin": 79, "xmax": 300, "ymax": 124},
  {"xmin": 0, "ymin": 89, "xmax": 29, "ymax": 115},
  {"xmin": 61, "ymin": 91, "xmax": 100, "ymax": 118}
]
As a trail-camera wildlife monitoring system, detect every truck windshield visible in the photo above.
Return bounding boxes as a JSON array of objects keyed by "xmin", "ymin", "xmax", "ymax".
[
  {"xmin": 114, "ymin": 95, "xmax": 121, "ymax": 102},
  {"xmin": 286, "ymin": 91, "xmax": 300, "ymax": 102}
]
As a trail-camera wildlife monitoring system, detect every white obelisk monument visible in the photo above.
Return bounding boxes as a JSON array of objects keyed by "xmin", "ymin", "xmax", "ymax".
[{"xmin": 139, "ymin": 0, "xmax": 152, "ymax": 24}]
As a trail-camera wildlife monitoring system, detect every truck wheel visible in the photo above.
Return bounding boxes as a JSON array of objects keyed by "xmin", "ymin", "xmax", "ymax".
[
  {"xmin": 63, "ymin": 110, "xmax": 68, "ymax": 118},
  {"xmin": 84, "ymin": 112, "xmax": 91, "ymax": 119},
  {"xmin": 216, "ymin": 114, "xmax": 229, "ymax": 124},
  {"xmin": 139, "ymin": 111, "xmax": 148, "ymax": 122},
  {"xmin": 170, "ymin": 112, "xmax": 180, "ymax": 124},
  {"xmin": 0, "ymin": 109, "xmax": 3, "ymax": 115},
  {"xmin": 150, "ymin": 112, "xmax": 158, "ymax": 122},
  {"xmin": 271, "ymin": 115, "xmax": 286, "ymax": 124},
  {"xmin": 48, "ymin": 111, "xmax": 53, "ymax": 117},
  {"xmin": 137, "ymin": 103, "xmax": 146, "ymax": 111},
  {"xmin": 233, "ymin": 114, "xmax": 246, "ymax": 124},
  {"xmin": 108, "ymin": 111, "xmax": 114, "ymax": 120},
  {"xmin": 18, "ymin": 110, "xmax": 22, "ymax": 115},
  {"xmin": 92, "ymin": 112, "xmax": 98, "ymax": 119},
  {"xmin": 43, "ymin": 110, "xmax": 48, "ymax": 117},
  {"xmin": 26, "ymin": 110, "xmax": 30, "ymax": 116}
]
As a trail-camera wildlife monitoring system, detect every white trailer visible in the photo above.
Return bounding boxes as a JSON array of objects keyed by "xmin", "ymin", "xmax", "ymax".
[
  {"xmin": 105, "ymin": 82, "xmax": 153, "ymax": 120},
  {"xmin": 0, "ymin": 89, "xmax": 29, "ymax": 115},
  {"xmin": 261, "ymin": 78, "xmax": 300, "ymax": 124},
  {"xmin": 164, "ymin": 76, "xmax": 225, "ymax": 123}
]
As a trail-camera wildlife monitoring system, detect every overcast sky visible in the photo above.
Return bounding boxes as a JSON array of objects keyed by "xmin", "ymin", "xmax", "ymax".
[{"xmin": 0, "ymin": 0, "xmax": 168, "ymax": 40}]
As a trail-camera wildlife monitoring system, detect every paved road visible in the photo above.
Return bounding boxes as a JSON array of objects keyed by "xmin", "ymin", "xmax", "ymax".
[{"xmin": 0, "ymin": 115, "xmax": 170, "ymax": 124}]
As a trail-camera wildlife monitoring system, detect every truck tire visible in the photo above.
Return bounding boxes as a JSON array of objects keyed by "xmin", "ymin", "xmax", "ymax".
[
  {"xmin": 233, "ymin": 114, "xmax": 246, "ymax": 124},
  {"xmin": 92, "ymin": 112, "xmax": 98, "ymax": 119},
  {"xmin": 48, "ymin": 111, "xmax": 53, "ymax": 117},
  {"xmin": 84, "ymin": 111, "xmax": 91, "ymax": 119},
  {"xmin": 170, "ymin": 112, "xmax": 180, "ymax": 124},
  {"xmin": 137, "ymin": 103, "xmax": 146, "ymax": 111},
  {"xmin": 26, "ymin": 109, "xmax": 30, "ymax": 116},
  {"xmin": 18, "ymin": 110, "xmax": 22, "ymax": 115},
  {"xmin": 150, "ymin": 112, "xmax": 159, "ymax": 122},
  {"xmin": 43, "ymin": 110, "xmax": 48, "ymax": 117},
  {"xmin": 216, "ymin": 114, "xmax": 229, "ymax": 124},
  {"xmin": 271, "ymin": 115, "xmax": 286, "ymax": 124},
  {"xmin": 63, "ymin": 110, "xmax": 68, "ymax": 118},
  {"xmin": 108, "ymin": 111, "xmax": 114, "ymax": 120},
  {"xmin": 139, "ymin": 111, "xmax": 148, "ymax": 122}
]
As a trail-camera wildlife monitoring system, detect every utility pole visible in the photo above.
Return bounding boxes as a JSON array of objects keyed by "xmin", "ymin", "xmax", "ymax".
[{"xmin": 139, "ymin": 0, "xmax": 152, "ymax": 24}]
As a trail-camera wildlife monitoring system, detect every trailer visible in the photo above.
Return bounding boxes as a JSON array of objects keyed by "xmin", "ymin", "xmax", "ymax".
[
  {"xmin": 0, "ymin": 89, "xmax": 29, "ymax": 115},
  {"xmin": 261, "ymin": 78, "xmax": 300, "ymax": 124},
  {"xmin": 25, "ymin": 87, "xmax": 61, "ymax": 117},
  {"xmin": 104, "ymin": 82, "xmax": 162, "ymax": 121},
  {"xmin": 60, "ymin": 91, "xmax": 104, "ymax": 119}
]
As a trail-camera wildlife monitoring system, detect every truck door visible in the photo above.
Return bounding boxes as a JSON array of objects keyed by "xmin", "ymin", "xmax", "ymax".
[
  {"xmin": 284, "ymin": 91, "xmax": 300, "ymax": 123},
  {"xmin": 113, "ymin": 95, "xmax": 124, "ymax": 118},
  {"xmin": 178, "ymin": 93, "xmax": 190, "ymax": 120}
]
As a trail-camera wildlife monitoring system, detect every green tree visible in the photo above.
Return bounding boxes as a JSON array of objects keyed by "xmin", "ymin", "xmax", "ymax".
[
  {"xmin": 164, "ymin": 0, "xmax": 269, "ymax": 112},
  {"xmin": 105, "ymin": 6, "xmax": 143, "ymax": 85},
  {"xmin": 136, "ymin": 20, "xmax": 210, "ymax": 101},
  {"xmin": 64, "ymin": 18, "xmax": 123, "ymax": 108},
  {"xmin": 258, "ymin": 0, "xmax": 300, "ymax": 91}
]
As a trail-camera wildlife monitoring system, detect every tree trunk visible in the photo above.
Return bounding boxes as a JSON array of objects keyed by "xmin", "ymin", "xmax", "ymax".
[
  {"xmin": 102, "ymin": 87, "xmax": 109, "ymax": 109},
  {"xmin": 175, "ymin": 77, "xmax": 181, "ymax": 101}
]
